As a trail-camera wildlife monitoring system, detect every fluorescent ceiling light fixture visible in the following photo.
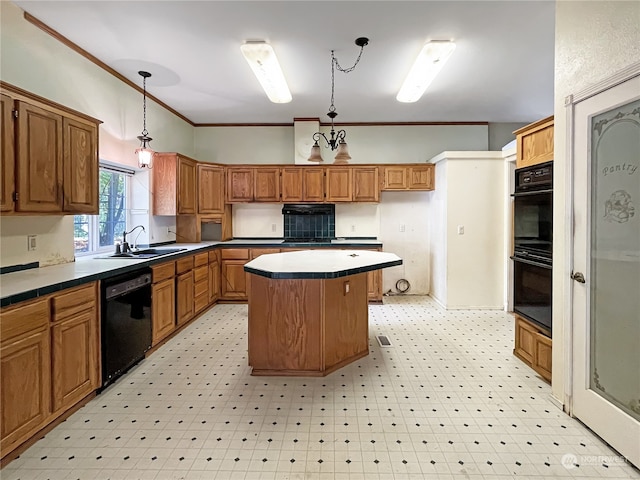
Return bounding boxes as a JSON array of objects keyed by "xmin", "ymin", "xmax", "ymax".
[
  {"xmin": 396, "ymin": 40, "xmax": 456, "ymax": 103},
  {"xmin": 241, "ymin": 41, "xmax": 292, "ymax": 103}
]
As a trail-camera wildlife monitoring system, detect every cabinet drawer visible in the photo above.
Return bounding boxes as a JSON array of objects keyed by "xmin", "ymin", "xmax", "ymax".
[
  {"xmin": 152, "ymin": 261, "xmax": 175, "ymax": 282},
  {"xmin": 250, "ymin": 248, "xmax": 280, "ymax": 259},
  {"xmin": 194, "ymin": 279, "xmax": 209, "ymax": 298},
  {"xmin": 221, "ymin": 248, "xmax": 249, "ymax": 260},
  {"xmin": 194, "ymin": 265, "xmax": 208, "ymax": 284},
  {"xmin": 194, "ymin": 252, "xmax": 209, "ymax": 267},
  {"xmin": 51, "ymin": 283, "xmax": 97, "ymax": 322},
  {"xmin": 194, "ymin": 293, "xmax": 209, "ymax": 313},
  {"xmin": 176, "ymin": 256, "xmax": 194, "ymax": 274},
  {"xmin": 1, "ymin": 297, "xmax": 49, "ymax": 343}
]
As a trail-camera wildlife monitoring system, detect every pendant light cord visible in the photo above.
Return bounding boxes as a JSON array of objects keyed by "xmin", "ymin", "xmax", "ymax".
[
  {"xmin": 329, "ymin": 43, "xmax": 366, "ymax": 115},
  {"xmin": 141, "ymin": 75, "xmax": 148, "ymax": 137}
]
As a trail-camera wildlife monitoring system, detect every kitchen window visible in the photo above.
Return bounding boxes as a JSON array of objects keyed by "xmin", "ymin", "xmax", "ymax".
[{"xmin": 74, "ymin": 163, "xmax": 133, "ymax": 255}]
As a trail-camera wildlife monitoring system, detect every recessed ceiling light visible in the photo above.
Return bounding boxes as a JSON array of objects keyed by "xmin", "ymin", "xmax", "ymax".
[
  {"xmin": 241, "ymin": 41, "xmax": 292, "ymax": 104},
  {"xmin": 396, "ymin": 40, "xmax": 456, "ymax": 103}
]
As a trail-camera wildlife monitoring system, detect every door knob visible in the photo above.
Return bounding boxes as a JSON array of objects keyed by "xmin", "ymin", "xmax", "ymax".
[{"xmin": 571, "ymin": 271, "xmax": 586, "ymax": 283}]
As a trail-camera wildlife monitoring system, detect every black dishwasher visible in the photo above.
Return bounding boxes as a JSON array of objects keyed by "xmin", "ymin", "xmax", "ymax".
[{"xmin": 101, "ymin": 270, "xmax": 152, "ymax": 389}]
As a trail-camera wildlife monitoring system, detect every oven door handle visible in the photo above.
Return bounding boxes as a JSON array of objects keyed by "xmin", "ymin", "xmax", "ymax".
[
  {"xmin": 511, "ymin": 256, "xmax": 552, "ymax": 269},
  {"xmin": 511, "ymin": 188, "xmax": 553, "ymax": 197}
]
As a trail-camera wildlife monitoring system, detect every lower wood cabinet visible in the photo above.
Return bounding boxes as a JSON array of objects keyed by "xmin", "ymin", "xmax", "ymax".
[
  {"xmin": 220, "ymin": 249, "xmax": 250, "ymax": 300},
  {"xmin": 1, "ymin": 282, "xmax": 99, "ymax": 462},
  {"xmin": 514, "ymin": 315, "xmax": 552, "ymax": 382},
  {"xmin": 367, "ymin": 269, "xmax": 382, "ymax": 302},
  {"xmin": 0, "ymin": 298, "xmax": 51, "ymax": 457},
  {"xmin": 176, "ymin": 271, "xmax": 194, "ymax": 326},
  {"xmin": 152, "ymin": 278, "xmax": 176, "ymax": 345}
]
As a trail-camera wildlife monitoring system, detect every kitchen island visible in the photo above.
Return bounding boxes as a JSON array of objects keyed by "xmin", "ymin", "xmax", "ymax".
[{"xmin": 244, "ymin": 250, "xmax": 402, "ymax": 376}]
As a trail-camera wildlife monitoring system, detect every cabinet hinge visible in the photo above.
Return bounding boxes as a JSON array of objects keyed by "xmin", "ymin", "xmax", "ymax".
[
  {"xmin": 12, "ymin": 191, "xmax": 18, "ymax": 201},
  {"xmin": 12, "ymin": 109, "xmax": 18, "ymax": 119}
]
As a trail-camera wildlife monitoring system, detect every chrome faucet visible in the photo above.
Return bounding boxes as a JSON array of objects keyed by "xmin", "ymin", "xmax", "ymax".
[{"xmin": 121, "ymin": 225, "xmax": 145, "ymax": 253}]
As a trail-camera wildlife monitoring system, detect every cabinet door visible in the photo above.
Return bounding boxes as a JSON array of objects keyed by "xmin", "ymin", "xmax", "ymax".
[
  {"xmin": 325, "ymin": 168, "xmax": 352, "ymax": 202},
  {"xmin": 1, "ymin": 329, "xmax": 51, "ymax": 453},
  {"xmin": 226, "ymin": 168, "xmax": 253, "ymax": 202},
  {"xmin": 408, "ymin": 165, "xmax": 434, "ymax": 190},
  {"xmin": 221, "ymin": 260, "xmax": 248, "ymax": 299},
  {"xmin": 253, "ymin": 167, "xmax": 280, "ymax": 202},
  {"xmin": 514, "ymin": 317, "xmax": 537, "ymax": 364},
  {"xmin": 533, "ymin": 333, "xmax": 552, "ymax": 382},
  {"xmin": 209, "ymin": 260, "xmax": 220, "ymax": 304},
  {"xmin": 63, "ymin": 117, "xmax": 98, "ymax": 213},
  {"xmin": 177, "ymin": 156, "xmax": 197, "ymax": 214},
  {"xmin": 152, "ymin": 278, "xmax": 176, "ymax": 345},
  {"xmin": 16, "ymin": 101, "xmax": 63, "ymax": 212},
  {"xmin": 198, "ymin": 164, "xmax": 224, "ymax": 214},
  {"xmin": 303, "ymin": 168, "xmax": 325, "ymax": 202},
  {"xmin": 382, "ymin": 166, "xmax": 408, "ymax": 190},
  {"xmin": 176, "ymin": 272, "xmax": 194, "ymax": 326},
  {"xmin": 281, "ymin": 167, "xmax": 303, "ymax": 202},
  {"xmin": 193, "ymin": 265, "xmax": 209, "ymax": 313},
  {"xmin": 367, "ymin": 269, "xmax": 382, "ymax": 302},
  {"xmin": 51, "ymin": 309, "xmax": 99, "ymax": 413},
  {"xmin": 1, "ymin": 94, "xmax": 15, "ymax": 212},
  {"xmin": 353, "ymin": 167, "xmax": 379, "ymax": 202}
]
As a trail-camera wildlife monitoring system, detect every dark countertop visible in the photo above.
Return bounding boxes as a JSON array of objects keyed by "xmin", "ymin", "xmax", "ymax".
[{"xmin": 0, "ymin": 238, "xmax": 383, "ymax": 306}]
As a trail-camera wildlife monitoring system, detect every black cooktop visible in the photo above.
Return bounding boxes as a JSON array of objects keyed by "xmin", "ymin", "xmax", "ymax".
[{"xmin": 283, "ymin": 237, "xmax": 334, "ymax": 243}]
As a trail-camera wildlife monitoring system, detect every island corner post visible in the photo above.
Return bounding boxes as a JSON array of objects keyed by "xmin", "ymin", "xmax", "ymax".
[{"xmin": 244, "ymin": 250, "xmax": 402, "ymax": 376}]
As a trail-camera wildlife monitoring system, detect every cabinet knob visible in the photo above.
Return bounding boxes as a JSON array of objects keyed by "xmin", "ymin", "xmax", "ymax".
[{"xmin": 571, "ymin": 271, "xmax": 586, "ymax": 284}]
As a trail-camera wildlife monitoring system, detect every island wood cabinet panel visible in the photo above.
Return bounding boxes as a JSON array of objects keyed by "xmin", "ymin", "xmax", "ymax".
[
  {"xmin": 1, "ymin": 84, "xmax": 100, "ymax": 215},
  {"xmin": 514, "ymin": 315, "xmax": 552, "ymax": 383},
  {"xmin": 153, "ymin": 153, "xmax": 197, "ymax": 215},
  {"xmin": 514, "ymin": 115, "xmax": 554, "ymax": 168},
  {"xmin": 198, "ymin": 164, "xmax": 225, "ymax": 215},
  {"xmin": 382, "ymin": 165, "xmax": 434, "ymax": 191},
  {"xmin": 325, "ymin": 167, "xmax": 353, "ymax": 202},
  {"xmin": 281, "ymin": 167, "xmax": 325, "ymax": 202},
  {"xmin": 50, "ymin": 282, "xmax": 99, "ymax": 415},
  {"xmin": 220, "ymin": 249, "xmax": 249, "ymax": 300},
  {"xmin": 0, "ymin": 298, "xmax": 50, "ymax": 457}
]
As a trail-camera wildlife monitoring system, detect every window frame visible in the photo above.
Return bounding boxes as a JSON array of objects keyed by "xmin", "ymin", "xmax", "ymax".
[{"xmin": 74, "ymin": 163, "xmax": 133, "ymax": 257}]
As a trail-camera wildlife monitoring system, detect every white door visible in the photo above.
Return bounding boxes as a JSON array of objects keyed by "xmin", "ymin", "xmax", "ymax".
[{"xmin": 571, "ymin": 73, "xmax": 640, "ymax": 467}]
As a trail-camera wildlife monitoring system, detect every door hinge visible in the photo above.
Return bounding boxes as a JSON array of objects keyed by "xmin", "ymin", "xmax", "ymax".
[
  {"xmin": 12, "ymin": 191, "xmax": 18, "ymax": 201},
  {"xmin": 12, "ymin": 109, "xmax": 18, "ymax": 119}
]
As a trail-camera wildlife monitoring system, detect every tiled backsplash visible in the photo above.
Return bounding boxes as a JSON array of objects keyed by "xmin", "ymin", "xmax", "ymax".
[{"xmin": 283, "ymin": 204, "xmax": 335, "ymax": 239}]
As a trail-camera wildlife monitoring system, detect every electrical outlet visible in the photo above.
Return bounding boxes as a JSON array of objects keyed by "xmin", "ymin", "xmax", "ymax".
[
  {"xmin": 351, "ymin": 225, "xmax": 356, "ymax": 232},
  {"xmin": 457, "ymin": 225, "xmax": 464, "ymax": 235},
  {"xmin": 399, "ymin": 224, "xmax": 405, "ymax": 232},
  {"xmin": 166, "ymin": 227, "xmax": 170, "ymax": 235},
  {"xmin": 27, "ymin": 235, "xmax": 37, "ymax": 251},
  {"xmin": 271, "ymin": 223, "xmax": 276, "ymax": 232}
]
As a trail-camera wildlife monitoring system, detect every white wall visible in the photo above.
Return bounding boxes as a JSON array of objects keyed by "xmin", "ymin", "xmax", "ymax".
[
  {"xmin": 553, "ymin": 1, "xmax": 640, "ymax": 405},
  {"xmin": 427, "ymin": 152, "xmax": 505, "ymax": 309},
  {"xmin": 0, "ymin": 2, "xmax": 194, "ymax": 267}
]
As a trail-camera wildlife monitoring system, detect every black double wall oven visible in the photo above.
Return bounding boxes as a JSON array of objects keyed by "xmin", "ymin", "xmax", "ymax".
[{"xmin": 512, "ymin": 161, "xmax": 553, "ymax": 334}]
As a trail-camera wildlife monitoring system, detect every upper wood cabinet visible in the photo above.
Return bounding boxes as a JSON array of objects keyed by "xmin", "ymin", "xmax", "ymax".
[
  {"xmin": 226, "ymin": 167, "xmax": 254, "ymax": 203},
  {"xmin": 1, "ymin": 94, "xmax": 16, "ymax": 212},
  {"xmin": 1, "ymin": 83, "xmax": 100, "ymax": 215},
  {"xmin": 253, "ymin": 167, "xmax": 280, "ymax": 202},
  {"xmin": 352, "ymin": 167, "xmax": 379, "ymax": 202},
  {"xmin": 226, "ymin": 167, "xmax": 281, "ymax": 203},
  {"xmin": 198, "ymin": 163, "xmax": 224, "ymax": 215},
  {"xmin": 382, "ymin": 164, "xmax": 434, "ymax": 191},
  {"xmin": 281, "ymin": 167, "xmax": 325, "ymax": 203},
  {"xmin": 325, "ymin": 167, "xmax": 353, "ymax": 202},
  {"xmin": 514, "ymin": 115, "xmax": 554, "ymax": 168},
  {"xmin": 153, "ymin": 153, "xmax": 197, "ymax": 215}
]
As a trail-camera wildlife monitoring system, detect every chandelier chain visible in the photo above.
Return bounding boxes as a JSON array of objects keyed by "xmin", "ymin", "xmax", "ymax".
[
  {"xmin": 329, "ymin": 42, "xmax": 366, "ymax": 114},
  {"xmin": 141, "ymin": 75, "xmax": 148, "ymax": 137}
]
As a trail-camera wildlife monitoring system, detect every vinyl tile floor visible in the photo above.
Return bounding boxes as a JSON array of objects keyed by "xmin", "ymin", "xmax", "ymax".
[{"xmin": 3, "ymin": 296, "xmax": 639, "ymax": 480}]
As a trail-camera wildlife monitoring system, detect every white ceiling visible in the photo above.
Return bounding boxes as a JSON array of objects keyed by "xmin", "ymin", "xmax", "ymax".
[{"xmin": 14, "ymin": 1, "xmax": 556, "ymax": 125}]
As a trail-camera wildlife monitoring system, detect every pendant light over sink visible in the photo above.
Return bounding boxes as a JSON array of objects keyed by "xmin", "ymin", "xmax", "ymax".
[
  {"xmin": 308, "ymin": 37, "xmax": 369, "ymax": 164},
  {"xmin": 135, "ymin": 70, "xmax": 155, "ymax": 169}
]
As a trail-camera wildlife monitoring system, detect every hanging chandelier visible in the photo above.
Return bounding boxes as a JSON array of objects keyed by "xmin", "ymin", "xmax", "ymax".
[
  {"xmin": 135, "ymin": 70, "xmax": 155, "ymax": 168},
  {"xmin": 308, "ymin": 37, "xmax": 369, "ymax": 164}
]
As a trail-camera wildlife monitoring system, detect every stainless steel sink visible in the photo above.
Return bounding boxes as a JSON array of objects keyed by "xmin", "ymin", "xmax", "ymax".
[{"xmin": 102, "ymin": 247, "xmax": 187, "ymax": 259}]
